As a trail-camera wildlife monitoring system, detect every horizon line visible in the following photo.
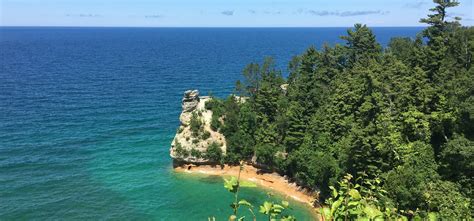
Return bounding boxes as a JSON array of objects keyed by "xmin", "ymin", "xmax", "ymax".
[{"xmin": 0, "ymin": 25, "xmax": 429, "ymax": 29}]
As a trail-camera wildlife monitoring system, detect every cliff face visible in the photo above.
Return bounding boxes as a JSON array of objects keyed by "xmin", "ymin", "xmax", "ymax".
[{"xmin": 170, "ymin": 90, "xmax": 226, "ymax": 164}]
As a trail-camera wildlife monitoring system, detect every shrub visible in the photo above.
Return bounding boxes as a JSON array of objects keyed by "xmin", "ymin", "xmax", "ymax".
[
  {"xmin": 320, "ymin": 174, "xmax": 406, "ymax": 221},
  {"xmin": 190, "ymin": 148, "xmax": 202, "ymax": 158},
  {"xmin": 287, "ymin": 146, "xmax": 340, "ymax": 198},
  {"xmin": 205, "ymin": 142, "xmax": 223, "ymax": 162},
  {"xmin": 439, "ymin": 134, "xmax": 473, "ymax": 197},
  {"xmin": 205, "ymin": 99, "xmax": 215, "ymax": 110},
  {"xmin": 255, "ymin": 143, "xmax": 278, "ymax": 166},
  {"xmin": 210, "ymin": 115, "xmax": 222, "ymax": 131},
  {"xmin": 205, "ymin": 98, "xmax": 224, "ymax": 114},
  {"xmin": 174, "ymin": 141, "xmax": 189, "ymax": 158},
  {"xmin": 422, "ymin": 180, "xmax": 471, "ymax": 219},
  {"xmin": 201, "ymin": 130, "xmax": 211, "ymax": 140},
  {"xmin": 190, "ymin": 112, "xmax": 202, "ymax": 137},
  {"xmin": 383, "ymin": 141, "xmax": 439, "ymax": 210}
]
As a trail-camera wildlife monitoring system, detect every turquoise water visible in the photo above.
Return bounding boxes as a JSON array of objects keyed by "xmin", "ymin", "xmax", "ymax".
[{"xmin": 0, "ymin": 27, "xmax": 422, "ymax": 220}]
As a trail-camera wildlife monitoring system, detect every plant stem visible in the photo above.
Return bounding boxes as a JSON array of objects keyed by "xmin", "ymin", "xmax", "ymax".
[{"xmin": 234, "ymin": 162, "xmax": 244, "ymax": 216}]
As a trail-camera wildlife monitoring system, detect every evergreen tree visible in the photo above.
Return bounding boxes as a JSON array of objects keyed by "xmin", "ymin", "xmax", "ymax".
[{"xmin": 209, "ymin": 0, "xmax": 473, "ymax": 217}]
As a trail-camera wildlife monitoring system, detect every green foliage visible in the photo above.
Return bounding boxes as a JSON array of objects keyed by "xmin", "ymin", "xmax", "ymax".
[
  {"xmin": 224, "ymin": 176, "xmax": 240, "ymax": 193},
  {"xmin": 287, "ymin": 146, "xmax": 339, "ymax": 198},
  {"xmin": 207, "ymin": 1, "xmax": 473, "ymax": 218},
  {"xmin": 255, "ymin": 143, "xmax": 278, "ymax": 166},
  {"xmin": 283, "ymin": 102, "xmax": 306, "ymax": 153},
  {"xmin": 439, "ymin": 134, "xmax": 474, "ymax": 197},
  {"xmin": 190, "ymin": 112, "xmax": 203, "ymax": 137},
  {"xmin": 190, "ymin": 148, "xmax": 202, "ymax": 158},
  {"xmin": 341, "ymin": 24, "xmax": 381, "ymax": 66},
  {"xmin": 383, "ymin": 141, "xmax": 439, "ymax": 210},
  {"xmin": 211, "ymin": 114, "xmax": 222, "ymax": 131},
  {"xmin": 422, "ymin": 180, "xmax": 471, "ymax": 219},
  {"xmin": 321, "ymin": 174, "xmax": 407, "ymax": 220},
  {"xmin": 174, "ymin": 141, "xmax": 189, "ymax": 158},
  {"xmin": 201, "ymin": 130, "xmax": 211, "ymax": 140},
  {"xmin": 206, "ymin": 98, "xmax": 226, "ymax": 132},
  {"xmin": 205, "ymin": 142, "xmax": 223, "ymax": 163},
  {"xmin": 387, "ymin": 37, "xmax": 415, "ymax": 63},
  {"xmin": 258, "ymin": 200, "xmax": 295, "ymax": 221}
]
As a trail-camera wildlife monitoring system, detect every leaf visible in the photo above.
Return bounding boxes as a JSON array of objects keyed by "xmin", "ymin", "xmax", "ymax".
[
  {"xmin": 259, "ymin": 201, "xmax": 273, "ymax": 214},
  {"xmin": 331, "ymin": 198, "xmax": 343, "ymax": 215},
  {"xmin": 320, "ymin": 207, "xmax": 332, "ymax": 220},
  {"xmin": 259, "ymin": 205, "xmax": 266, "ymax": 214},
  {"xmin": 349, "ymin": 189, "xmax": 361, "ymax": 200},
  {"xmin": 238, "ymin": 200, "xmax": 253, "ymax": 208},
  {"xmin": 329, "ymin": 186, "xmax": 338, "ymax": 198},
  {"xmin": 363, "ymin": 205, "xmax": 382, "ymax": 219},
  {"xmin": 427, "ymin": 212, "xmax": 438, "ymax": 221},
  {"xmin": 281, "ymin": 200, "xmax": 289, "ymax": 208},
  {"xmin": 348, "ymin": 201, "xmax": 360, "ymax": 207},
  {"xmin": 273, "ymin": 204, "xmax": 285, "ymax": 210},
  {"xmin": 264, "ymin": 201, "xmax": 273, "ymax": 210},
  {"xmin": 224, "ymin": 177, "xmax": 239, "ymax": 193}
]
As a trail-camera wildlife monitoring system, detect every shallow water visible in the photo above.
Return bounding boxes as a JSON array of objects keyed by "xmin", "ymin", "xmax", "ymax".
[{"xmin": 0, "ymin": 27, "xmax": 422, "ymax": 220}]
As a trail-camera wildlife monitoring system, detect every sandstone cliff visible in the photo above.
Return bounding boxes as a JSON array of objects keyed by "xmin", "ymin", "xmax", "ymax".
[{"xmin": 170, "ymin": 90, "xmax": 226, "ymax": 164}]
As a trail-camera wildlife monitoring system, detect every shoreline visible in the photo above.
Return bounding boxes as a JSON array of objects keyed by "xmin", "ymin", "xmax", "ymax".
[{"xmin": 173, "ymin": 163, "xmax": 320, "ymax": 219}]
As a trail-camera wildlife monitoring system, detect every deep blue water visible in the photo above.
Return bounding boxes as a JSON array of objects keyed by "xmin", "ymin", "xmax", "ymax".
[{"xmin": 0, "ymin": 27, "xmax": 422, "ymax": 220}]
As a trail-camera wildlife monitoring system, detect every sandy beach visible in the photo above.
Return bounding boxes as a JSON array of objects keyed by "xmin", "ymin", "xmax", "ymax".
[{"xmin": 174, "ymin": 163, "xmax": 320, "ymax": 218}]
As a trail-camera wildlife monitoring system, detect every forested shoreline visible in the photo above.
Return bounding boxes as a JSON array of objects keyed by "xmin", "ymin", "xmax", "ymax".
[{"xmin": 203, "ymin": 1, "xmax": 472, "ymax": 219}]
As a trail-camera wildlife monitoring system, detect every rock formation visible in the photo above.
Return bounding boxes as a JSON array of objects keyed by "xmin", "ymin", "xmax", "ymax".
[
  {"xmin": 182, "ymin": 90, "xmax": 199, "ymax": 112},
  {"xmin": 170, "ymin": 90, "xmax": 227, "ymax": 165}
]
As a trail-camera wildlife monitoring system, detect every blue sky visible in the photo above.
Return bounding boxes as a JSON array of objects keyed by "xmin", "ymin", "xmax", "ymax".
[{"xmin": 1, "ymin": 0, "xmax": 473, "ymax": 27}]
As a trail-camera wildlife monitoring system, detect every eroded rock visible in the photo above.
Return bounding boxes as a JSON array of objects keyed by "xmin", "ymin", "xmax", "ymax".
[
  {"xmin": 170, "ymin": 90, "xmax": 227, "ymax": 164},
  {"xmin": 182, "ymin": 90, "xmax": 200, "ymax": 112}
]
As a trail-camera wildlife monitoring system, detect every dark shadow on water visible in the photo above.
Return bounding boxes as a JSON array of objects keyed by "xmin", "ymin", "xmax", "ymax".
[{"xmin": 199, "ymin": 175, "xmax": 223, "ymax": 184}]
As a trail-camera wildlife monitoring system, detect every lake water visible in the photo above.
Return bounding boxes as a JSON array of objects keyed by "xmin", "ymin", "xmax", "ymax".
[{"xmin": 0, "ymin": 27, "xmax": 422, "ymax": 220}]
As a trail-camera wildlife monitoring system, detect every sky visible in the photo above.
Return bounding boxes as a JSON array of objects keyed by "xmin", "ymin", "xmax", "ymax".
[{"xmin": 1, "ymin": 0, "xmax": 473, "ymax": 27}]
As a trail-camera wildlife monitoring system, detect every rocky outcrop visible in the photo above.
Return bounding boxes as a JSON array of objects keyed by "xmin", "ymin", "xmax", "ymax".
[
  {"xmin": 182, "ymin": 90, "xmax": 200, "ymax": 112},
  {"xmin": 170, "ymin": 90, "xmax": 227, "ymax": 164},
  {"xmin": 179, "ymin": 90, "xmax": 200, "ymax": 126}
]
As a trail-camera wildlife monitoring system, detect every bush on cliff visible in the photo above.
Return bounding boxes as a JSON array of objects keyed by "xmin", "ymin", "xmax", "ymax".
[
  {"xmin": 205, "ymin": 142, "xmax": 223, "ymax": 163},
  {"xmin": 189, "ymin": 112, "xmax": 203, "ymax": 137}
]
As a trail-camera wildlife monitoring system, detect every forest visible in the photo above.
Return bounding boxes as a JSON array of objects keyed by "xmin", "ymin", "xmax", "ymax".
[{"xmin": 205, "ymin": 1, "xmax": 473, "ymax": 219}]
